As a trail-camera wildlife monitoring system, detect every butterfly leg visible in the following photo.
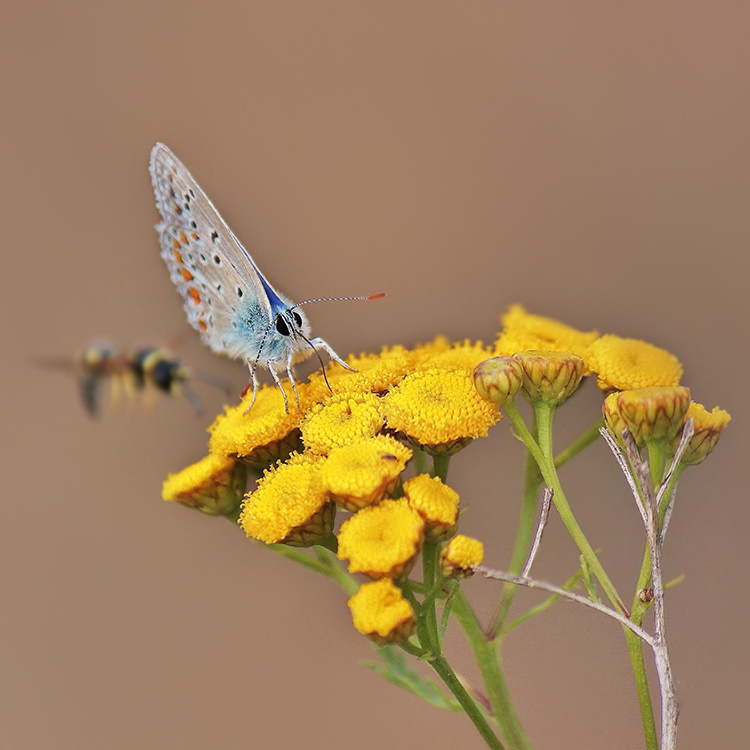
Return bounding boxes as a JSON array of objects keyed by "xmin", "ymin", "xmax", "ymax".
[
  {"xmin": 285, "ymin": 349, "xmax": 301, "ymax": 408},
  {"xmin": 308, "ymin": 337, "xmax": 356, "ymax": 372},
  {"xmin": 267, "ymin": 362, "xmax": 290, "ymax": 413},
  {"xmin": 241, "ymin": 368, "xmax": 260, "ymax": 414}
]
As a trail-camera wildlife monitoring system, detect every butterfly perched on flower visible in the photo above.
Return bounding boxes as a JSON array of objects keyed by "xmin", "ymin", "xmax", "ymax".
[{"xmin": 149, "ymin": 143, "xmax": 383, "ymax": 410}]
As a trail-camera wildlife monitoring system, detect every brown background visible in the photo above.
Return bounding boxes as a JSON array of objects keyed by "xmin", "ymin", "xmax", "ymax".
[{"xmin": 2, "ymin": 3, "xmax": 747, "ymax": 748}]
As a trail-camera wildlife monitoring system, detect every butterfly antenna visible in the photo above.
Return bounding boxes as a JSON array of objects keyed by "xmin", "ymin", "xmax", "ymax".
[{"xmin": 290, "ymin": 293, "xmax": 386, "ymax": 310}]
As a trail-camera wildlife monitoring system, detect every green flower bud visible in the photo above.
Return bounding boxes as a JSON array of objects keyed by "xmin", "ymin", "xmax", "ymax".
[
  {"xmin": 473, "ymin": 356, "xmax": 524, "ymax": 407},
  {"xmin": 513, "ymin": 351, "xmax": 586, "ymax": 406},
  {"xmin": 603, "ymin": 387, "xmax": 691, "ymax": 445}
]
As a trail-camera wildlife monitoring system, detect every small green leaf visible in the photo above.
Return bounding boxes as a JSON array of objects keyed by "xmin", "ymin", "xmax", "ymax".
[{"xmin": 364, "ymin": 646, "xmax": 462, "ymax": 711}]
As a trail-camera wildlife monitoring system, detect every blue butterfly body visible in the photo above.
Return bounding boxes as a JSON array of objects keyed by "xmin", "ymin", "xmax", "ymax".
[{"xmin": 149, "ymin": 143, "xmax": 355, "ymax": 408}]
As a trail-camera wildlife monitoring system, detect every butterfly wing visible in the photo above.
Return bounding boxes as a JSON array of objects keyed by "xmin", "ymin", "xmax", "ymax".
[{"xmin": 149, "ymin": 143, "xmax": 293, "ymax": 362}]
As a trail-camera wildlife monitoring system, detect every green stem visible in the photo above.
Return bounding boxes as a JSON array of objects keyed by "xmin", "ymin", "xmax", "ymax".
[
  {"xmin": 507, "ymin": 400, "xmax": 626, "ymax": 615},
  {"xmin": 554, "ymin": 418, "xmax": 604, "ymax": 468},
  {"xmin": 431, "ymin": 453, "xmax": 451, "ymax": 482},
  {"xmin": 489, "ymin": 416, "xmax": 604, "ymax": 638},
  {"xmin": 427, "ymin": 653, "xmax": 507, "ymax": 750},
  {"xmin": 626, "ymin": 543, "xmax": 660, "ymax": 750},
  {"xmin": 452, "ymin": 590, "xmax": 531, "ymax": 750},
  {"xmin": 489, "ymin": 438, "xmax": 543, "ymax": 637},
  {"xmin": 646, "ymin": 440, "xmax": 668, "ymax": 488},
  {"xmin": 313, "ymin": 545, "xmax": 359, "ymax": 596},
  {"xmin": 623, "ymin": 458, "xmax": 684, "ymax": 750},
  {"xmin": 422, "ymin": 541, "xmax": 442, "ymax": 651}
]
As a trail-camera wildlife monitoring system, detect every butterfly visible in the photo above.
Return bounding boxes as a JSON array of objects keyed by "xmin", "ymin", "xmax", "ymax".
[{"xmin": 149, "ymin": 143, "xmax": 383, "ymax": 411}]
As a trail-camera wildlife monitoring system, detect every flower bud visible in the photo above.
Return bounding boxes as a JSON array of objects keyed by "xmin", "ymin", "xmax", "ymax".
[
  {"xmin": 513, "ymin": 351, "xmax": 586, "ymax": 406},
  {"xmin": 668, "ymin": 402, "xmax": 730, "ymax": 465},
  {"xmin": 473, "ymin": 356, "xmax": 524, "ymax": 407},
  {"xmin": 603, "ymin": 387, "xmax": 691, "ymax": 445},
  {"xmin": 440, "ymin": 534, "xmax": 484, "ymax": 578},
  {"xmin": 602, "ymin": 395, "xmax": 641, "ymax": 449}
]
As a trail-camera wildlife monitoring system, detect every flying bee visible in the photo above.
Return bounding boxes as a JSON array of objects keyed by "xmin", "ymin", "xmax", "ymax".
[
  {"xmin": 126, "ymin": 347, "xmax": 229, "ymax": 414},
  {"xmin": 38, "ymin": 341, "xmax": 229, "ymax": 417}
]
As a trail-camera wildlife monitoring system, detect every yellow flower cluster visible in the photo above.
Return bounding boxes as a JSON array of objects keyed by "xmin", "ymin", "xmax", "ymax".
[
  {"xmin": 161, "ymin": 337, "xmax": 501, "ymax": 642},
  {"xmin": 494, "ymin": 304, "xmax": 683, "ymax": 392},
  {"xmin": 162, "ymin": 304, "xmax": 730, "ymax": 644},
  {"xmin": 483, "ymin": 305, "xmax": 729, "ymax": 460},
  {"xmin": 163, "ymin": 338, "xmax": 497, "ymax": 529}
]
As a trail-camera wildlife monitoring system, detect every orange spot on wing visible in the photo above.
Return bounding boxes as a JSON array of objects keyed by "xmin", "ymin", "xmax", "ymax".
[
  {"xmin": 178, "ymin": 231, "xmax": 188, "ymax": 245},
  {"xmin": 191, "ymin": 232, "xmax": 199, "ymax": 241},
  {"xmin": 181, "ymin": 268, "xmax": 194, "ymax": 281},
  {"xmin": 172, "ymin": 238, "xmax": 181, "ymax": 250},
  {"xmin": 188, "ymin": 289, "xmax": 201, "ymax": 305},
  {"xmin": 173, "ymin": 249, "xmax": 183, "ymax": 263},
  {"xmin": 198, "ymin": 320, "xmax": 208, "ymax": 332}
]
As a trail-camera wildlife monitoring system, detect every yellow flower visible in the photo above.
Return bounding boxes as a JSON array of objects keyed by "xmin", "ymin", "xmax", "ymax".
[
  {"xmin": 382, "ymin": 369, "xmax": 501, "ymax": 456},
  {"xmin": 347, "ymin": 579, "xmax": 416, "ymax": 645},
  {"xmin": 337, "ymin": 499, "xmax": 424, "ymax": 579},
  {"xmin": 587, "ymin": 335, "xmax": 683, "ymax": 391},
  {"xmin": 426, "ymin": 340, "xmax": 494, "ymax": 372},
  {"xmin": 403, "ymin": 474, "xmax": 460, "ymax": 542},
  {"xmin": 440, "ymin": 534, "xmax": 484, "ymax": 578},
  {"xmin": 208, "ymin": 384, "xmax": 308, "ymax": 466},
  {"xmin": 513, "ymin": 351, "xmax": 586, "ymax": 406},
  {"xmin": 321, "ymin": 436, "xmax": 412, "ymax": 512},
  {"xmin": 300, "ymin": 391, "xmax": 384, "ymax": 456},
  {"xmin": 495, "ymin": 305, "xmax": 598, "ymax": 360},
  {"xmin": 329, "ymin": 344, "xmax": 420, "ymax": 395},
  {"xmin": 240, "ymin": 454, "xmax": 335, "ymax": 546},
  {"xmin": 162, "ymin": 453, "xmax": 246, "ymax": 516},
  {"xmin": 603, "ymin": 387, "xmax": 691, "ymax": 445},
  {"xmin": 669, "ymin": 402, "xmax": 731, "ymax": 465}
]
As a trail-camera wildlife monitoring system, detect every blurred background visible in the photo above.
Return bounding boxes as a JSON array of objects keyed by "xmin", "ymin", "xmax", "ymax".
[{"xmin": 2, "ymin": 3, "xmax": 747, "ymax": 748}]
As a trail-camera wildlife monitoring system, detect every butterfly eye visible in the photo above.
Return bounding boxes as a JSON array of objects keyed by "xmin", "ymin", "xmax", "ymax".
[
  {"xmin": 275, "ymin": 317, "xmax": 290, "ymax": 337},
  {"xmin": 292, "ymin": 311, "xmax": 303, "ymax": 328}
]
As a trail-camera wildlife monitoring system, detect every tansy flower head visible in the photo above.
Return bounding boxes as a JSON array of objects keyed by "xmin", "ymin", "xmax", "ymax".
[
  {"xmin": 300, "ymin": 391, "xmax": 385, "ymax": 456},
  {"xmin": 603, "ymin": 387, "xmax": 691, "ymax": 446},
  {"xmin": 162, "ymin": 453, "xmax": 246, "ymax": 516},
  {"xmin": 208, "ymin": 385, "xmax": 308, "ymax": 466},
  {"xmin": 403, "ymin": 474, "xmax": 460, "ymax": 542},
  {"xmin": 669, "ymin": 402, "xmax": 731, "ymax": 465},
  {"xmin": 440, "ymin": 534, "xmax": 484, "ymax": 578},
  {"xmin": 321, "ymin": 435, "xmax": 412, "ymax": 512},
  {"xmin": 426, "ymin": 340, "xmax": 494, "ymax": 372},
  {"xmin": 326, "ymin": 344, "xmax": 420, "ymax": 395},
  {"xmin": 337, "ymin": 499, "xmax": 424, "ymax": 579},
  {"xmin": 495, "ymin": 305, "xmax": 598, "ymax": 360},
  {"xmin": 513, "ymin": 351, "xmax": 586, "ymax": 406},
  {"xmin": 473, "ymin": 356, "xmax": 525, "ymax": 407},
  {"xmin": 347, "ymin": 579, "xmax": 416, "ymax": 645},
  {"xmin": 587, "ymin": 335, "xmax": 683, "ymax": 392},
  {"xmin": 240, "ymin": 454, "xmax": 335, "ymax": 547},
  {"xmin": 382, "ymin": 369, "xmax": 501, "ymax": 456}
]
